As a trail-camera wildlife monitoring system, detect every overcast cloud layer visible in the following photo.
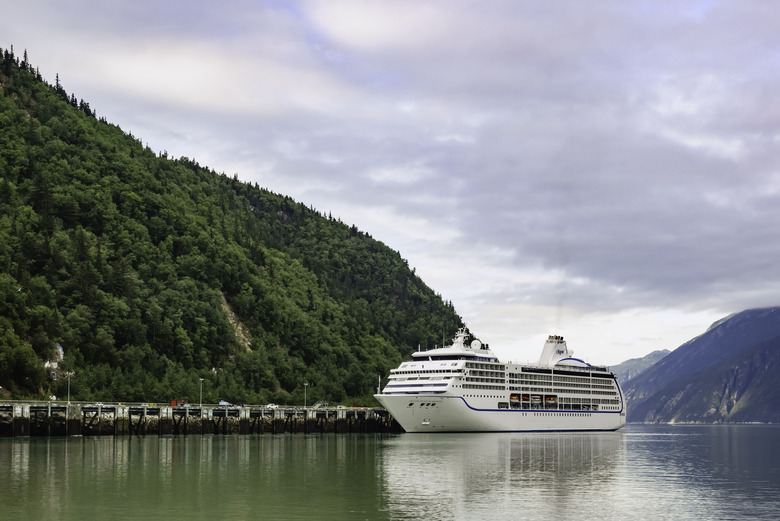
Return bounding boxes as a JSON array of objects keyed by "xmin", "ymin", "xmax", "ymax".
[{"xmin": 5, "ymin": 1, "xmax": 780, "ymax": 364}]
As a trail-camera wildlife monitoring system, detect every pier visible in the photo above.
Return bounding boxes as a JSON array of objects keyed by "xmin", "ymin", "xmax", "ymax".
[{"xmin": 0, "ymin": 402, "xmax": 402, "ymax": 437}]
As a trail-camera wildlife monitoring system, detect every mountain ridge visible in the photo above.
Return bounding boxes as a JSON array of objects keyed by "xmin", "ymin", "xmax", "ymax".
[
  {"xmin": 624, "ymin": 307, "xmax": 780, "ymax": 423},
  {"xmin": 611, "ymin": 349, "xmax": 669, "ymax": 384}
]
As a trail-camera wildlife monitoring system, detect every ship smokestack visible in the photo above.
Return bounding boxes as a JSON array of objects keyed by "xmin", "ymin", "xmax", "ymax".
[{"xmin": 538, "ymin": 335, "xmax": 573, "ymax": 366}]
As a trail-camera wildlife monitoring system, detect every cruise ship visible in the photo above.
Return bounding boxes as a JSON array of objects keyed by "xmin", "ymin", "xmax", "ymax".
[{"xmin": 374, "ymin": 328, "xmax": 626, "ymax": 432}]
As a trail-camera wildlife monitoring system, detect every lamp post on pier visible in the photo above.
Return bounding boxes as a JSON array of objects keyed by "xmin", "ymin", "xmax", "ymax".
[
  {"xmin": 199, "ymin": 378, "xmax": 204, "ymax": 409},
  {"xmin": 67, "ymin": 372, "xmax": 74, "ymax": 404},
  {"xmin": 304, "ymin": 382, "xmax": 308, "ymax": 409}
]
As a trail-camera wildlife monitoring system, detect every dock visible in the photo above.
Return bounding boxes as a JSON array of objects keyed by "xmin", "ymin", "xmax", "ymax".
[{"xmin": 0, "ymin": 402, "xmax": 402, "ymax": 437}]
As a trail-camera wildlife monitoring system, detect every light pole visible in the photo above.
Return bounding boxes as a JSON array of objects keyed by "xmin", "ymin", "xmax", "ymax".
[
  {"xmin": 304, "ymin": 382, "xmax": 308, "ymax": 408},
  {"xmin": 199, "ymin": 378, "xmax": 204, "ymax": 409},
  {"xmin": 67, "ymin": 372, "xmax": 74, "ymax": 404}
]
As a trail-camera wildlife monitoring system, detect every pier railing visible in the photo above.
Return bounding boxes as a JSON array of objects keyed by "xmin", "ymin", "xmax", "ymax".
[{"xmin": 0, "ymin": 401, "xmax": 402, "ymax": 437}]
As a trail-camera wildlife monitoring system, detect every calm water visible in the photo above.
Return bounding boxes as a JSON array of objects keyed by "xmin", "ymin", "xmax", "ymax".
[{"xmin": 1, "ymin": 425, "xmax": 779, "ymax": 520}]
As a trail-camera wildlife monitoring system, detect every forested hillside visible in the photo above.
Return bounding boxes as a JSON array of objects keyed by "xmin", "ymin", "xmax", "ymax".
[{"xmin": 0, "ymin": 47, "xmax": 463, "ymax": 405}]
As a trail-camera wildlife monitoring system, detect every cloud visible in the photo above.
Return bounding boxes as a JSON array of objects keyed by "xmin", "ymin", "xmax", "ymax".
[{"xmin": 5, "ymin": 0, "xmax": 780, "ymax": 363}]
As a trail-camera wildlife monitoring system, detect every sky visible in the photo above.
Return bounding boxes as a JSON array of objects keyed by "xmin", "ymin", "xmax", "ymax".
[{"xmin": 4, "ymin": 1, "xmax": 780, "ymax": 366}]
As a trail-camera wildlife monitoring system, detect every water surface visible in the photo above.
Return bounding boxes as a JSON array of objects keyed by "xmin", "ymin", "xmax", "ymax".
[{"xmin": 1, "ymin": 425, "xmax": 778, "ymax": 520}]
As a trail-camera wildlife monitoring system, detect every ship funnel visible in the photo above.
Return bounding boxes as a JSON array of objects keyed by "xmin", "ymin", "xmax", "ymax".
[{"xmin": 538, "ymin": 335, "xmax": 573, "ymax": 366}]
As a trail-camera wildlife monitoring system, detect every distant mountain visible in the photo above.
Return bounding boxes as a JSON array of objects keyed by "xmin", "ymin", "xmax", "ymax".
[
  {"xmin": 611, "ymin": 349, "xmax": 669, "ymax": 384},
  {"xmin": 624, "ymin": 307, "xmax": 780, "ymax": 423}
]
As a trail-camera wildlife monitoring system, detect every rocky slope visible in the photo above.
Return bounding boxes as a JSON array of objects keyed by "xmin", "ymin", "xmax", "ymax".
[{"xmin": 624, "ymin": 307, "xmax": 780, "ymax": 423}]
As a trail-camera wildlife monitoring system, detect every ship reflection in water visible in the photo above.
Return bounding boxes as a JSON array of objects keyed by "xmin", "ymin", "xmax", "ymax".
[{"xmin": 378, "ymin": 431, "xmax": 625, "ymax": 518}]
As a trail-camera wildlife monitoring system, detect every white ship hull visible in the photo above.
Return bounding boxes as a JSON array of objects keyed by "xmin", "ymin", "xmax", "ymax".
[
  {"xmin": 376, "ymin": 328, "xmax": 626, "ymax": 433},
  {"xmin": 375, "ymin": 393, "xmax": 626, "ymax": 433}
]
